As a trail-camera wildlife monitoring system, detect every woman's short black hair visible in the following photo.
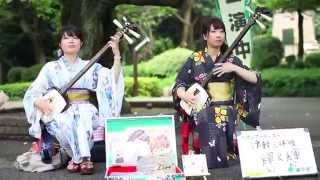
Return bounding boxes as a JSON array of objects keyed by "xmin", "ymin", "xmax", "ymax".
[
  {"xmin": 201, "ymin": 17, "xmax": 226, "ymax": 35},
  {"xmin": 57, "ymin": 25, "xmax": 83, "ymax": 43},
  {"xmin": 56, "ymin": 25, "xmax": 83, "ymax": 57},
  {"xmin": 201, "ymin": 17, "xmax": 228, "ymax": 53}
]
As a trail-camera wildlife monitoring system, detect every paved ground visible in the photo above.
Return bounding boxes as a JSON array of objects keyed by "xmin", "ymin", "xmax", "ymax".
[{"xmin": 1, "ymin": 97, "xmax": 320, "ymax": 180}]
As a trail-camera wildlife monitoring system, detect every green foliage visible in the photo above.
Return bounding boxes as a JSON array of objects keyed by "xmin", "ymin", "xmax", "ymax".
[
  {"xmin": 261, "ymin": 68, "xmax": 320, "ymax": 96},
  {"xmin": 193, "ymin": 0, "xmax": 217, "ymax": 17},
  {"xmin": 7, "ymin": 64, "xmax": 42, "ymax": 83},
  {"xmin": 254, "ymin": 0, "xmax": 320, "ymax": 11},
  {"xmin": 305, "ymin": 51, "xmax": 320, "ymax": 67},
  {"xmin": 0, "ymin": 82, "xmax": 30, "ymax": 100},
  {"xmin": 0, "ymin": 0, "xmax": 60, "ymax": 82},
  {"xmin": 251, "ymin": 35, "xmax": 284, "ymax": 70},
  {"xmin": 21, "ymin": 64, "xmax": 42, "ymax": 82},
  {"xmin": 124, "ymin": 77, "xmax": 162, "ymax": 97},
  {"xmin": 124, "ymin": 47, "xmax": 192, "ymax": 77},
  {"xmin": 7, "ymin": 67, "xmax": 24, "ymax": 83},
  {"xmin": 1, "ymin": 77, "xmax": 164, "ymax": 100},
  {"xmin": 115, "ymin": 5, "xmax": 176, "ymax": 30},
  {"xmin": 3, "ymin": 67, "xmax": 320, "ymax": 100},
  {"xmin": 285, "ymin": 55, "xmax": 296, "ymax": 64},
  {"xmin": 0, "ymin": 0, "xmax": 61, "ymax": 31},
  {"xmin": 153, "ymin": 38, "xmax": 175, "ymax": 56},
  {"xmin": 115, "ymin": 5, "xmax": 178, "ymax": 63},
  {"xmin": 284, "ymin": 55, "xmax": 296, "ymax": 67},
  {"xmin": 292, "ymin": 59, "xmax": 306, "ymax": 69}
]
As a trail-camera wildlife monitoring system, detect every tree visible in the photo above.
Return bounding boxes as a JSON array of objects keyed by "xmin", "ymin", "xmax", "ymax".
[
  {"xmin": 175, "ymin": 0, "xmax": 193, "ymax": 47},
  {"xmin": 0, "ymin": 0, "xmax": 61, "ymax": 64},
  {"xmin": 168, "ymin": 0, "xmax": 216, "ymax": 48},
  {"xmin": 255, "ymin": 0, "xmax": 320, "ymax": 59},
  {"xmin": 59, "ymin": 0, "xmax": 184, "ymax": 67},
  {"xmin": 114, "ymin": 4, "xmax": 177, "ymax": 62}
]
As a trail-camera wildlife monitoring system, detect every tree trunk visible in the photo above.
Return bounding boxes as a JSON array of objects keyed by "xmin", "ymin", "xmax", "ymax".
[
  {"xmin": 30, "ymin": 35, "xmax": 46, "ymax": 64},
  {"xmin": 178, "ymin": 0, "xmax": 193, "ymax": 47},
  {"xmin": 19, "ymin": 13, "xmax": 46, "ymax": 64},
  {"xmin": 60, "ymin": 0, "xmax": 83, "ymax": 26},
  {"xmin": 297, "ymin": 9, "xmax": 304, "ymax": 60}
]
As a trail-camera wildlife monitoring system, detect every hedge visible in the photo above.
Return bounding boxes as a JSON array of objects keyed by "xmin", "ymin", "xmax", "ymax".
[
  {"xmin": 305, "ymin": 51, "xmax": 320, "ymax": 67},
  {"xmin": 124, "ymin": 77, "xmax": 162, "ymax": 97},
  {"xmin": 2, "ymin": 68, "xmax": 320, "ymax": 100},
  {"xmin": 261, "ymin": 68, "xmax": 320, "ymax": 96},
  {"xmin": 0, "ymin": 77, "xmax": 164, "ymax": 100},
  {"xmin": 124, "ymin": 47, "xmax": 192, "ymax": 77},
  {"xmin": 251, "ymin": 35, "xmax": 284, "ymax": 70},
  {"xmin": 7, "ymin": 64, "xmax": 42, "ymax": 83},
  {"xmin": 0, "ymin": 82, "xmax": 31, "ymax": 100}
]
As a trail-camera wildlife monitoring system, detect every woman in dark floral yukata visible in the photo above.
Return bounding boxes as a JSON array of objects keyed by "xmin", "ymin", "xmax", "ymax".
[{"xmin": 172, "ymin": 17, "xmax": 259, "ymax": 169}]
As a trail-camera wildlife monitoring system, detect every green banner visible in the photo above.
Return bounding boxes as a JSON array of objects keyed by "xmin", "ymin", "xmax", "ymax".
[{"xmin": 215, "ymin": 0, "xmax": 253, "ymax": 67}]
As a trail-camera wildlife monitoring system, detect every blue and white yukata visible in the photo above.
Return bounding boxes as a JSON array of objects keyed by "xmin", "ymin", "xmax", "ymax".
[{"xmin": 23, "ymin": 56, "xmax": 124, "ymax": 164}]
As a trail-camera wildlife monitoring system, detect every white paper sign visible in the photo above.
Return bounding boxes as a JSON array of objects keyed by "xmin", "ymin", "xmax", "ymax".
[
  {"xmin": 182, "ymin": 154, "xmax": 210, "ymax": 177},
  {"xmin": 237, "ymin": 128, "xmax": 318, "ymax": 178}
]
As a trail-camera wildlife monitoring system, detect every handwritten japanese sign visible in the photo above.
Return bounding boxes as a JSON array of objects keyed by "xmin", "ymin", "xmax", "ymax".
[{"xmin": 237, "ymin": 128, "xmax": 318, "ymax": 178}]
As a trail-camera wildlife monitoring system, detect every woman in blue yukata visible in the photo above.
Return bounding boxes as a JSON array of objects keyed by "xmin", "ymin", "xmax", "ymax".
[
  {"xmin": 172, "ymin": 17, "xmax": 259, "ymax": 169},
  {"xmin": 23, "ymin": 25, "xmax": 124, "ymax": 174}
]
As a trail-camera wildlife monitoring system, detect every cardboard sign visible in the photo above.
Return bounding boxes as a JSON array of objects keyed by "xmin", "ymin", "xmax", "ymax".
[
  {"xmin": 237, "ymin": 128, "xmax": 318, "ymax": 178},
  {"xmin": 105, "ymin": 115, "xmax": 183, "ymax": 179},
  {"xmin": 182, "ymin": 154, "xmax": 210, "ymax": 177}
]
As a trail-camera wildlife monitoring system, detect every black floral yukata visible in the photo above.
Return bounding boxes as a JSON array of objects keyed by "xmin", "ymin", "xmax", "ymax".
[{"xmin": 173, "ymin": 50, "xmax": 251, "ymax": 169}]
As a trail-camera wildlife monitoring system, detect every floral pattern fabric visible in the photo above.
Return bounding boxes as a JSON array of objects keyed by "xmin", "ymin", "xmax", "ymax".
[
  {"xmin": 23, "ymin": 56, "xmax": 124, "ymax": 163},
  {"xmin": 173, "ymin": 50, "xmax": 246, "ymax": 169}
]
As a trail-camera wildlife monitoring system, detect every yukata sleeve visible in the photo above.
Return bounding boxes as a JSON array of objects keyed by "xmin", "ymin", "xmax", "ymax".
[
  {"xmin": 231, "ymin": 56, "xmax": 249, "ymax": 70},
  {"xmin": 23, "ymin": 64, "xmax": 51, "ymax": 139},
  {"xmin": 232, "ymin": 56, "xmax": 261, "ymax": 84},
  {"xmin": 95, "ymin": 65, "xmax": 124, "ymax": 126},
  {"xmin": 172, "ymin": 58, "xmax": 195, "ymax": 96},
  {"xmin": 172, "ymin": 58, "xmax": 195, "ymax": 111}
]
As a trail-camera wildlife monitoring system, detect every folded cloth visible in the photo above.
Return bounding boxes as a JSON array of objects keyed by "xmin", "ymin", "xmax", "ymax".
[
  {"xmin": 0, "ymin": 91, "xmax": 9, "ymax": 108},
  {"xmin": 15, "ymin": 148, "xmax": 69, "ymax": 172}
]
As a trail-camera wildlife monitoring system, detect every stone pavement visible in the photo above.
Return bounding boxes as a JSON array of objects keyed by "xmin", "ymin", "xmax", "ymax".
[{"xmin": 1, "ymin": 97, "xmax": 320, "ymax": 180}]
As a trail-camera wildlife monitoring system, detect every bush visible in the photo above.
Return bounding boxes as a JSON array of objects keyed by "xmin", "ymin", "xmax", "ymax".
[
  {"xmin": 7, "ymin": 67, "xmax": 24, "ymax": 83},
  {"xmin": 7, "ymin": 64, "xmax": 42, "ymax": 83},
  {"xmin": 305, "ymin": 51, "xmax": 320, "ymax": 67},
  {"xmin": 21, "ymin": 64, "xmax": 42, "ymax": 82},
  {"xmin": 0, "ymin": 82, "xmax": 31, "ymax": 100},
  {"xmin": 292, "ymin": 59, "xmax": 306, "ymax": 69},
  {"xmin": 285, "ymin": 55, "xmax": 296, "ymax": 67},
  {"xmin": 124, "ymin": 77, "xmax": 162, "ymax": 97},
  {"xmin": 0, "ymin": 77, "xmax": 163, "ymax": 100},
  {"xmin": 251, "ymin": 35, "xmax": 284, "ymax": 70},
  {"xmin": 124, "ymin": 47, "xmax": 193, "ymax": 78},
  {"xmin": 261, "ymin": 68, "xmax": 320, "ymax": 96}
]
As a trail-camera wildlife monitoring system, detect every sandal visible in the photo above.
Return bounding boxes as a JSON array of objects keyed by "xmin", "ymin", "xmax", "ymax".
[
  {"xmin": 67, "ymin": 160, "xmax": 80, "ymax": 173},
  {"xmin": 80, "ymin": 160, "xmax": 94, "ymax": 175},
  {"xmin": 227, "ymin": 153, "xmax": 238, "ymax": 160}
]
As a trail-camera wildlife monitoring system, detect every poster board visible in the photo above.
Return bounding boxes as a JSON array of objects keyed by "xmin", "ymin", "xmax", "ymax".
[
  {"xmin": 104, "ymin": 115, "xmax": 183, "ymax": 179},
  {"xmin": 237, "ymin": 128, "xmax": 318, "ymax": 178}
]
